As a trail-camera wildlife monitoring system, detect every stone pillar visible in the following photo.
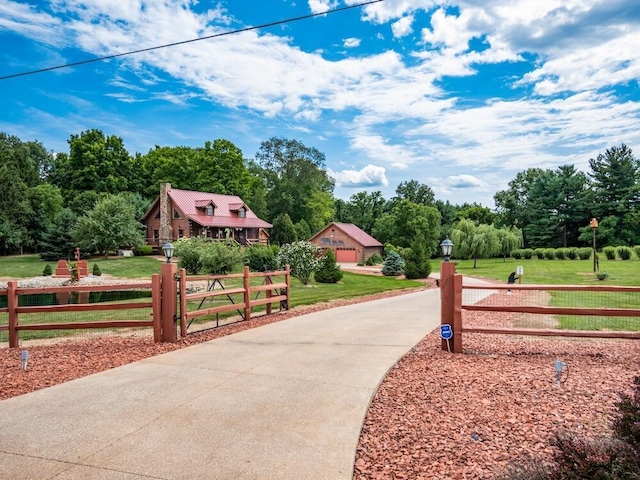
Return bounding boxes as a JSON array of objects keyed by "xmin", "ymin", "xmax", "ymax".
[{"xmin": 159, "ymin": 182, "xmax": 173, "ymax": 246}]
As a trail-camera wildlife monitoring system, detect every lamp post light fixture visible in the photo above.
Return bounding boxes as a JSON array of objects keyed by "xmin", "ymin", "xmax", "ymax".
[
  {"xmin": 440, "ymin": 238, "xmax": 454, "ymax": 262},
  {"xmin": 162, "ymin": 242, "xmax": 174, "ymax": 264},
  {"xmin": 589, "ymin": 218, "xmax": 598, "ymax": 272}
]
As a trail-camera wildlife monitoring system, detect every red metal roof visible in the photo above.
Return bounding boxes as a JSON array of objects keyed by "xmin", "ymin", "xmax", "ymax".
[
  {"xmin": 168, "ymin": 188, "xmax": 272, "ymax": 229},
  {"xmin": 311, "ymin": 222, "xmax": 383, "ymax": 247}
]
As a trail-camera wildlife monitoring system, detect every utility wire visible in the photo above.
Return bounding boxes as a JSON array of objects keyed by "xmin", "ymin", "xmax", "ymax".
[{"xmin": 0, "ymin": 0, "xmax": 386, "ymax": 81}]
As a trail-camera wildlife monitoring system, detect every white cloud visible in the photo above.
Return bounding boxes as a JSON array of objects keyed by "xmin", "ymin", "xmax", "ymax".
[
  {"xmin": 329, "ymin": 164, "xmax": 389, "ymax": 187},
  {"xmin": 343, "ymin": 37, "xmax": 361, "ymax": 48},
  {"xmin": 447, "ymin": 174, "xmax": 483, "ymax": 189},
  {"xmin": 308, "ymin": 0, "xmax": 339, "ymax": 15},
  {"xmin": 391, "ymin": 15, "xmax": 413, "ymax": 39}
]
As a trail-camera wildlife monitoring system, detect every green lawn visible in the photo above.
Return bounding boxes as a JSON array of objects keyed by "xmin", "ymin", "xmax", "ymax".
[
  {"xmin": 0, "ymin": 254, "xmax": 164, "ymax": 279},
  {"xmin": 451, "ymin": 256, "xmax": 640, "ymax": 286}
]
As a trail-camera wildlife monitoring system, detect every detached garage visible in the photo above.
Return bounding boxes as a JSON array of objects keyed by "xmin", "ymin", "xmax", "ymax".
[{"xmin": 309, "ymin": 222, "xmax": 383, "ymax": 264}]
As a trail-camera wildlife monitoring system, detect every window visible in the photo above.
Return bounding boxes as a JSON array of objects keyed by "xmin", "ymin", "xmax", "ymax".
[
  {"xmin": 178, "ymin": 229, "xmax": 184, "ymax": 238},
  {"xmin": 174, "ymin": 209, "xmax": 181, "ymax": 219},
  {"xmin": 239, "ymin": 207, "xmax": 246, "ymax": 218},
  {"xmin": 206, "ymin": 205, "xmax": 213, "ymax": 216},
  {"xmin": 153, "ymin": 229, "xmax": 159, "ymax": 241}
]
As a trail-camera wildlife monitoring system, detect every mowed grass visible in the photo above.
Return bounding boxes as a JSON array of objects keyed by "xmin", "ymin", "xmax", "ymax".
[{"xmin": 452, "ymin": 257, "xmax": 640, "ymax": 331}]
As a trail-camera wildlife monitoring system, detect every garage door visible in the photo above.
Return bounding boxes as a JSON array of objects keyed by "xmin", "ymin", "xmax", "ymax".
[{"xmin": 336, "ymin": 249, "xmax": 357, "ymax": 262}]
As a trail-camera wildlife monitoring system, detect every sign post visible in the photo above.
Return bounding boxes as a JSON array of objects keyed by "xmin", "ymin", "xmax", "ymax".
[
  {"xmin": 516, "ymin": 265, "xmax": 523, "ymax": 283},
  {"xmin": 440, "ymin": 324, "xmax": 453, "ymax": 353}
]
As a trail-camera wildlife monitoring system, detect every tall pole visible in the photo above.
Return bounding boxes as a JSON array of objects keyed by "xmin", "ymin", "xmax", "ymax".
[{"xmin": 590, "ymin": 218, "xmax": 598, "ymax": 272}]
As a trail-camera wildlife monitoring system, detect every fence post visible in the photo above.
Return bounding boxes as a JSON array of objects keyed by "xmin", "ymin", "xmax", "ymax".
[
  {"xmin": 243, "ymin": 266, "xmax": 251, "ymax": 321},
  {"xmin": 285, "ymin": 265, "xmax": 290, "ymax": 310},
  {"xmin": 452, "ymin": 274, "xmax": 463, "ymax": 353},
  {"xmin": 179, "ymin": 268, "xmax": 187, "ymax": 338},
  {"xmin": 161, "ymin": 262, "xmax": 177, "ymax": 343},
  {"xmin": 8, "ymin": 281, "xmax": 19, "ymax": 348},
  {"xmin": 151, "ymin": 274, "xmax": 162, "ymax": 342},
  {"xmin": 440, "ymin": 262, "xmax": 455, "ymax": 352},
  {"xmin": 265, "ymin": 274, "xmax": 273, "ymax": 315}
]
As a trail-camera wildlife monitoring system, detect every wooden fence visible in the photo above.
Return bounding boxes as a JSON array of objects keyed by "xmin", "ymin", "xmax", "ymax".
[
  {"xmin": 1, "ymin": 265, "xmax": 291, "ymax": 348},
  {"xmin": 439, "ymin": 264, "xmax": 640, "ymax": 354}
]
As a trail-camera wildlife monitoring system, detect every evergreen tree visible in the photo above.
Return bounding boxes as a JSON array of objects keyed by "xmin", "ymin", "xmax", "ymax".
[
  {"xmin": 39, "ymin": 209, "xmax": 79, "ymax": 261},
  {"xmin": 314, "ymin": 249, "xmax": 343, "ymax": 283},
  {"xmin": 403, "ymin": 237, "xmax": 431, "ymax": 279},
  {"xmin": 381, "ymin": 251, "xmax": 404, "ymax": 276},
  {"xmin": 271, "ymin": 213, "xmax": 297, "ymax": 246}
]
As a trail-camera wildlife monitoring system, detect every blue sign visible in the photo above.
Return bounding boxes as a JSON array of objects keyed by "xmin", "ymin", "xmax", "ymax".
[{"xmin": 440, "ymin": 324, "xmax": 453, "ymax": 340}]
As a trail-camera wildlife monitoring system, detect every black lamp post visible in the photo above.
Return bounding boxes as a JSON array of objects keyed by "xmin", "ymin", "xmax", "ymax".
[
  {"xmin": 440, "ymin": 238, "xmax": 453, "ymax": 262},
  {"xmin": 162, "ymin": 242, "xmax": 174, "ymax": 264},
  {"xmin": 589, "ymin": 218, "xmax": 598, "ymax": 272}
]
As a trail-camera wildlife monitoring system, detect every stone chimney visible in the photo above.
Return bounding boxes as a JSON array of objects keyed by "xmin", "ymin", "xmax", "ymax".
[{"xmin": 159, "ymin": 183, "xmax": 173, "ymax": 245}]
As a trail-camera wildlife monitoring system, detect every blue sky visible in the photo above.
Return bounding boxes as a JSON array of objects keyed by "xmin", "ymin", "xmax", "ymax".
[{"xmin": 1, "ymin": 0, "xmax": 639, "ymax": 207}]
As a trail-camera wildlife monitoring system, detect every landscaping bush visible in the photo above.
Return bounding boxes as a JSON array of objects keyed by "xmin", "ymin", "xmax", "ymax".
[
  {"xmin": 381, "ymin": 251, "xmax": 404, "ymax": 276},
  {"xmin": 365, "ymin": 253, "xmax": 383, "ymax": 265},
  {"xmin": 135, "ymin": 245, "xmax": 153, "ymax": 256},
  {"xmin": 314, "ymin": 249, "xmax": 343, "ymax": 283},
  {"xmin": 617, "ymin": 246, "xmax": 633, "ymax": 260},
  {"xmin": 92, "ymin": 263, "xmax": 102, "ymax": 276},
  {"xmin": 244, "ymin": 245, "xmax": 279, "ymax": 272},
  {"xmin": 42, "ymin": 264, "xmax": 52, "ymax": 276},
  {"xmin": 534, "ymin": 248, "xmax": 546, "ymax": 260},
  {"xmin": 277, "ymin": 241, "xmax": 322, "ymax": 285},
  {"xmin": 634, "ymin": 246, "xmax": 640, "ymax": 259},
  {"xmin": 511, "ymin": 249, "xmax": 523, "ymax": 260},
  {"xmin": 174, "ymin": 237, "xmax": 205, "ymax": 274},
  {"xmin": 544, "ymin": 248, "xmax": 556, "ymax": 260},
  {"xmin": 554, "ymin": 248, "xmax": 566, "ymax": 260},
  {"xmin": 577, "ymin": 247, "xmax": 592, "ymax": 260},
  {"xmin": 565, "ymin": 247, "xmax": 578, "ymax": 260},
  {"xmin": 603, "ymin": 246, "xmax": 617, "ymax": 260},
  {"xmin": 523, "ymin": 249, "xmax": 534, "ymax": 259},
  {"xmin": 596, "ymin": 272, "xmax": 609, "ymax": 281},
  {"xmin": 200, "ymin": 240, "xmax": 244, "ymax": 275}
]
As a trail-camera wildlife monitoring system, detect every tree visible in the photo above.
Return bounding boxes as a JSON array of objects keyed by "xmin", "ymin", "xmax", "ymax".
[
  {"xmin": 39, "ymin": 209, "xmax": 79, "ymax": 261},
  {"xmin": 277, "ymin": 241, "xmax": 322, "ymax": 285},
  {"xmin": 589, "ymin": 144, "xmax": 640, "ymax": 245},
  {"xmin": 271, "ymin": 213, "xmax": 297, "ymax": 246},
  {"xmin": 314, "ymin": 249, "xmax": 343, "ymax": 283},
  {"xmin": 27, "ymin": 183, "xmax": 64, "ymax": 251},
  {"xmin": 457, "ymin": 203, "xmax": 496, "ymax": 225},
  {"xmin": 72, "ymin": 194, "xmax": 145, "ymax": 256},
  {"xmin": 451, "ymin": 219, "xmax": 500, "ymax": 268},
  {"xmin": 494, "ymin": 168, "xmax": 544, "ymax": 238},
  {"xmin": 496, "ymin": 226, "xmax": 523, "ymax": 261},
  {"xmin": 372, "ymin": 199, "xmax": 441, "ymax": 255},
  {"xmin": 254, "ymin": 137, "xmax": 335, "ymax": 224},
  {"xmin": 392, "ymin": 180, "xmax": 435, "ymax": 206},
  {"xmin": 381, "ymin": 251, "xmax": 404, "ymax": 276},
  {"xmin": 294, "ymin": 219, "xmax": 312, "ymax": 241},
  {"xmin": 49, "ymin": 129, "xmax": 140, "ymax": 202},
  {"xmin": 339, "ymin": 191, "xmax": 388, "ymax": 234},
  {"xmin": 403, "ymin": 236, "xmax": 432, "ymax": 279}
]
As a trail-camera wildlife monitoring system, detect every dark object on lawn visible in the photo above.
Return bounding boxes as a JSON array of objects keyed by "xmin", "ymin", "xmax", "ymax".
[{"xmin": 508, "ymin": 272, "xmax": 517, "ymax": 284}]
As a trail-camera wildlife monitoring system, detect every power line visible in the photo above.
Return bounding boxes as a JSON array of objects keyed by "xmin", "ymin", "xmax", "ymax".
[{"xmin": 0, "ymin": 0, "xmax": 386, "ymax": 81}]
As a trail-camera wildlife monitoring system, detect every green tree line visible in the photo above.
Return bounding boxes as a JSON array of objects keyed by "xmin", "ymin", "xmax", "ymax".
[{"xmin": 1, "ymin": 129, "xmax": 637, "ymax": 260}]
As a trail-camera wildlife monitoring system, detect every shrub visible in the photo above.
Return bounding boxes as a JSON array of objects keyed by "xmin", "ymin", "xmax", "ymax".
[
  {"xmin": 365, "ymin": 253, "xmax": 383, "ymax": 265},
  {"xmin": 577, "ymin": 247, "xmax": 592, "ymax": 260},
  {"xmin": 603, "ymin": 246, "xmax": 617, "ymax": 260},
  {"xmin": 174, "ymin": 237, "xmax": 205, "ymax": 274},
  {"xmin": 92, "ymin": 263, "xmax": 102, "ymax": 276},
  {"xmin": 596, "ymin": 272, "xmax": 609, "ymax": 281},
  {"xmin": 617, "ymin": 246, "xmax": 633, "ymax": 260},
  {"xmin": 612, "ymin": 376, "xmax": 640, "ymax": 450},
  {"xmin": 277, "ymin": 241, "xmax": 322, "ymax": 285},
  {"xmin": 244, "ymin": 245, "xmax": 279, "ymax": 272},
  {"xmin": 403, "ymin": 237, "xmax": 431, "ymax": 280},
  {"xmin": 200, "ymin": 240, "xmax": 244, "ymax": 275},
  {"xmin": 634, "ymin": 246, "xmax": 640, "ymax": 259},
  {"xmin": 314, "ymin": 249, "xmax": 343, "ymax": 283},
  {"xmin": 534, "ymin": 248, "xmax": 546, "ymax": 260},
  {"xmin": 511, "ymin": 249, "xmax": 523, "ymax": 259},
  {"xmin": 42, "ymin": 264, "xmax": 52, "ymax": 276},
  {"xmin": 523, "ymin": 249, "xmax": 534, "ymax": 259},
  {"xmin": 554, "ymin": 248, "xmax": 566, "ymax": 260},
  {"xmin": 565, "ymin": 247, "xmax": 578, "ymax": 260},
  {"xmin": 544, "ymin": 248, "xmax": 555, "ymax": 260},
  {"xmin": 135, "ymin": 245, "xmax": 153, "ymax": 256},
  {"xmin": 381, "ymin": 251, "xmax": 404, "ymax": 276}
]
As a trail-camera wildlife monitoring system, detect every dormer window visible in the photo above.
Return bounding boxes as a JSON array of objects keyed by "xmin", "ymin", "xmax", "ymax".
[
  {"xmin": 239, "ymin": 207, "xmax": 246, "ymax": 218},
  {"xmin": 206, "ymin": 205, "xmax": 214, "ymax": 216}
]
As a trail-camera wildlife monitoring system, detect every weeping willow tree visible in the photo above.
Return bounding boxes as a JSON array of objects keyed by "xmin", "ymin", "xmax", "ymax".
[
  {"xmin": 451, "ymin": 219, "xmax": 501, "ymax": 268},
  {"xmin": 497, "ymin": 226, "xmax": 524, "ymax": 261}
]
